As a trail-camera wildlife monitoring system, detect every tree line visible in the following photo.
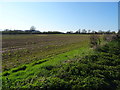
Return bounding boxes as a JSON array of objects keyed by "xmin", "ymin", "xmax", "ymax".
[{"xmin": 1, "ymin": 26, "xmax": 119, "ymax": 34}]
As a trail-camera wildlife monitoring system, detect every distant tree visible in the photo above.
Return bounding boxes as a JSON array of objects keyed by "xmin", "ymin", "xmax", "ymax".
[
  {"xmin": 66, "ymin": 31, "xmax": 73, "ymax": 34},
  {"xmin": 106, "ymin": 30, "xmax": 111, "ymax": 34},
  {"xmin": 82, "ymin": 29, "xmax": 87, "ymax": 34},
  {"xmin": 111, "ymin": 31, "xmax": 116, "ymax": 34},
  {"xmin": 78, "ymin": 29, "xmax": 81, "ymax": 34},
  {"xmin": 91, "ymin": 30, "xmax": 96, "ymax": 34},
  {"xmin": 98, "ymin": 30, "xmax": 103, "ymax": 34},
  {"xmin": 75, "ymin": 29, "xmax": 81, "ymax": 34},
  {"xmin": 4, "ymin": 29, "xmax": 9, "ymax": 31},
  {"xmin": 30, "ymin": 26, "xmax": 36, "ymax": 31},
  {"xmin": 88, "ymin": 30, "xmax": 91, "ymax": 34}
]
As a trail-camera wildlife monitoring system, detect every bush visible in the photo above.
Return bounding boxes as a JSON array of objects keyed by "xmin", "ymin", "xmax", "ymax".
[{"xmin": 90, "ymin": 35, "xmax": 101, "ymax": 48}]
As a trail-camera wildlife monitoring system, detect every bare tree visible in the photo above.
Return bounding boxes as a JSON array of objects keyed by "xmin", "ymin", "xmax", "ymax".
[
  {"xmin": 30, "ymin": 26, "xmax": 36, "ymax": 31},
  {"xmin": 82, "ymin": 29, "xmax": 87, "ymax": 34},
  {"xmin": 88, "ymin": 30, "xmax": 91, "ymax": 33}
]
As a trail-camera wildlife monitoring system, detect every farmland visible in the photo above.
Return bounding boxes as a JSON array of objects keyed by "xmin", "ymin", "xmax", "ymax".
[
  {"xmin": 2, "ymin": 34, "xmax": 120, "ymax": 89},
  {"xmin": 2, "ymin": 34, "xmax": 90, "ymax": 71}
]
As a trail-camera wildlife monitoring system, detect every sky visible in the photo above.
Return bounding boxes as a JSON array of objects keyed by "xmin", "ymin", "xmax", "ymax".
[
  {"xmin": 0, "ymin": 0, "xmax": 119, "ymax": 2},
  {"xmin": 0, "ymin": 2, "xmax": 118, "ymax": 32}
]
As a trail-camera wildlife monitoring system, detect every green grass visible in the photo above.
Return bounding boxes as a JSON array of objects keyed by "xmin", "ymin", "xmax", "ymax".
[
  {"xmin": 3, "ymin": 44, "xmax": 92, "ymax": 76},
  {"xmin": 2, "ymin": 40, "xmax": 94, "ymax": 88},
  {"xmin": 3, "ymin": 34, "xmax": 115, "ymax": 89}
]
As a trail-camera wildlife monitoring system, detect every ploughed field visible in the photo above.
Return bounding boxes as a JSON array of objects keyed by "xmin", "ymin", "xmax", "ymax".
[
  {"xmin": 2, "ymin": 34, "xmax": 120, "ymax": 89},
  {"xmin": 2, "ymin": 34, "xmax": 90, "ymax": 71}
]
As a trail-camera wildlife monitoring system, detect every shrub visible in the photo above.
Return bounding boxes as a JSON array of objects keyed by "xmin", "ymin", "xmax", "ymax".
[{"xmin": 90, "ymin": 35, "xmax": 101, "ymax": 48}]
